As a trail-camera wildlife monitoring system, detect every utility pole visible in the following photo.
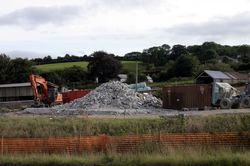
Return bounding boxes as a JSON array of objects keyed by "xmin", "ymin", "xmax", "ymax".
[{"xmin": 135, "ymin": 56, "xmax": 138, "ymax": 92}]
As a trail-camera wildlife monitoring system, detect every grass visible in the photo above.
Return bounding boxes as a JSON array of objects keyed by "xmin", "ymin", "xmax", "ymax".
[
  {"xmin": 0, "ymin": 149, "xmax": 249, "ymax": 166},
  {"xmin": 0, "ymin": 114, "xmax": 249, "ymax": 165},
  {"xmin": 0, "ymin": 114, "xmax": 249, "ymax": 138},
  {"xmin": 149, "ymin": 78, "xmax": 194, "ymax": 88},
  {"xmin": 121, "ymin": 61, "xmax": 146, "ymax": 73},
  {"xmin": 35, "ymin": 61, "xmax": 89, "ymax": 72},
  {"xmin": 35, "ymin": 61, "xmax": 146, "ymax": 73}
]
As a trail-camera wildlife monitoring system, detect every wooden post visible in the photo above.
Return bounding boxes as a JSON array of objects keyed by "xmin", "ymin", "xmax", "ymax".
[
  {"xmin": 78, "ymin": 132, "xmax": 81, "ymax": 155},
  {"xmin": 1, "ymin": 136, "xmax": 3, "ymax": 155},
  {"xmin": 158, "ymin": 131, "xmax": 161, "ymax": 143}
]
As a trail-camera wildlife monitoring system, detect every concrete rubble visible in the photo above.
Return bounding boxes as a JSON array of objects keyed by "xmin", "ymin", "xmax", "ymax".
[
  {"xmin": 57, "ymin": 81, "xmax": 162, "ymax": 110},
  {"xmin": 20, "ymin": 81, "xmax": 162, "ymax": 115}
]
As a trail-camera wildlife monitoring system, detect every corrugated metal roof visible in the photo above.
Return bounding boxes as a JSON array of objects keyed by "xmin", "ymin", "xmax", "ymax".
[
  {"xmin": 0, "ymin": 82, "xmax": 59, "ymax": 88},
  {"xmin": 224, "ymin": 72, "xmax": 249, "ymax": 80},
  {"xmin": 204, "ymin": 70, "xmax": 231, "ymax": 80},
  {"xmin": 224, "ymin": 72, "xmax": 237, "ymax": 80},
  {"xmin": 0, "ymin": 82, "xmax": 31, "ymax": 88}
]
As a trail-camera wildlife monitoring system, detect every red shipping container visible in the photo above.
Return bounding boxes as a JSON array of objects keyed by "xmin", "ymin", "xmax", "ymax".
[
  {"xmin": 162, "ymin": 84, "xmax": 212, "ymax": 110},
  {"xmin": 62, "ymin": 90, "xmax": 91, "ymax": 103}
]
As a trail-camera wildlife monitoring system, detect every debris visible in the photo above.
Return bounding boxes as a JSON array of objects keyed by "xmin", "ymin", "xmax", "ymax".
[
  {"xmin": 20, "ymin": 81, "xmax": 162, "ymax": 115},
  {"xmin": 57, "ymin": 81, "xmax": 162, "ymax": 110}
]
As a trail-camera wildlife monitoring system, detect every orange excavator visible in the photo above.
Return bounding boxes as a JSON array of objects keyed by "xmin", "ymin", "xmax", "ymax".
[{"xmin": 29, "ymin": 74, "xmax": 63, "ymax": 107}]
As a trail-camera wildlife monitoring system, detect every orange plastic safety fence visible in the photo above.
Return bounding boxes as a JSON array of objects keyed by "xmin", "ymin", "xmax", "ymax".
[{"xmin": 0, "ymin": 132, "xmax": 249, "ymax": 154}]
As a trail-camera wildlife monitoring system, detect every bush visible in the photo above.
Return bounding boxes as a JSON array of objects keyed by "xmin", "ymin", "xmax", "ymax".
[
  {"xmin": 173, "ymin": 54, "xmax": 200, "ymax": 77},
  {"xmin": 40, "ymin": 70, "xmax": 64, "ymax": 86},
  {"xmin": 126, "ymin": 72, "xmax": 147, "ymax": 84},
  {"xmin": 38, "ymin": 66, "xmax": 90, "ymax": 89},
  {"xmin": 62, "ymin": 66, "xmax": 88, "ymax": 86},
  {"xmin": 199, "ymin": 62, "xmax": 233, "ymax": 72}
]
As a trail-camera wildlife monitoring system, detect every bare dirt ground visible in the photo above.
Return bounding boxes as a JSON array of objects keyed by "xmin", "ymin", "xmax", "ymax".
[
  {"xmin": 79, "ymin": 108, "xmax": 250, "ymax": 118},
  {"xmin": 3, "ymin": 108, "xmax": 250, "ymax": 119}
]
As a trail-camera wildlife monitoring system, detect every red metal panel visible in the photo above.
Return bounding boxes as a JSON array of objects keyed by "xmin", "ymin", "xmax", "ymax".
[
  {"xmin": 162, "ymin": 84, "xmax": 212, "ymax": 110},
  {"xmin": 62, "ymin": 90, "xmax": 91, "ymax": 103}
]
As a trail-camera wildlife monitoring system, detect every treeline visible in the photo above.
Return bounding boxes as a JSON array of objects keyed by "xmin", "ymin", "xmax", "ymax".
[
  {"xmin": 0, "ymin": 52, "xmax": 122, "ymax": 89},
  {"xmin": 0, "ymin": 54, "xmax": 90, "ymax": 86},
  {"xmin": 1, "ymin": 42, "xmax": 250, "ymax": 88},
  {"xmin": 40, "ymin": 51, "xmax": 123, "ymax": 88},
  {"xmin": 31, "ymin": 42, "xmax": 250, "ymax": 66},
  {"xmin": 31, "ymin": 42, "xmax": 250, "ymax": 83},
  {"xmin": 31, "ymin": 54, "xmax": 92, "ymax": 65},
  {"xmin": 0, "ymin": 54, "xmax": 34, "ymax": 84},
  {"xmin": 123, "ymin": 42, "xmax": 250, "ymax": 82},
  {"xmin": 125, "ymin": 42, "xmax": 250, "ymax": 66}
]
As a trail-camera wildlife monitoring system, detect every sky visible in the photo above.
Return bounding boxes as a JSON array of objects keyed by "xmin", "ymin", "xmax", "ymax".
[{"xmin": 1, "ymin": 0, "xmax": 250, "ymax": 58}]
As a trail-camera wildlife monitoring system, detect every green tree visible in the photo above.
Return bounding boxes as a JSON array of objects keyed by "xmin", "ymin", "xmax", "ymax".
[
  {"xmin": 173, "ymin": 54, "xmax": 200, "ymax": 77},
  {"xmin": 201, "ymin": 41, "xmax": 220, "ymax": 50},
  {"xmin": 200, "ymin": 63, "xmax": 233, "ymax": 72},
  {"xmin": 87, "ymin": 51, "xmax": 122, "ymax": 83},
  {"xmin": 126, "ymin": 72, "xmax": 147, "ymax": 84},
  {"xmin": 7, "ymin": 58, "xmax": 34, "ymax": 83},
  {"xmin": 43, "ymin": 55, "xmax": 53, "ymax": 63},
  {"xmin": 141, "ymin": 44, "xmax": 170, "ymax": 66},
  {"xmin": 200, "ymin": 49, "xmax": 218, "ymax": 64},
  {"xmin": 124, "ymin": 52, "xmax": 141, "ymax": 61},
  {"xmin": 40, "ymin": 70, "xmax": 64, "ymax": 86},
  {"xmin": 238, "ymin": 45, "xmax": 250, "ymax": 63},
  {"xmin": 62, "ymin": 66, "xmax": 87, "ymax": 85},
  {"xmin": 0, "ymin": 54, "xmax": 11, "ymax": 84},
  {"xmin": 170, "ymin": 44, "xmax": 187, "ymax": 60}
]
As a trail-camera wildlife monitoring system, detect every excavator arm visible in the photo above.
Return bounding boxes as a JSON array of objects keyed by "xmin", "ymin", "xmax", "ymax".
[{"xmin": 29, "ymin": 74, "xmax": 49, "ymax": 105}]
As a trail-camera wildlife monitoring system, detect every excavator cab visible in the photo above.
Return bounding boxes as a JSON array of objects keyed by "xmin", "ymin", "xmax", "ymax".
[{"xmin": 47, "ymin": 86, "xmax": 63, "ymax": 105}]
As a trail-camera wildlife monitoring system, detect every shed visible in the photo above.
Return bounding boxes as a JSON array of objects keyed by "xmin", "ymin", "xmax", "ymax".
[
  {"xmin": 0, "ymin": 83, "xmax": 33, "ymax": 102},
  {"xmin": 195, "ymin": 70, "xmax": 231, "ymax": 84},
  {"xmin": 0, "ymin": 82, "xmax": 59, "ymax": 102},
  {"xmin": 196, "ymin": 70, "xmax": 249, "ymax": 84},
  {"xmin": 224, "ymin": 72, "xmax": 249, "ymax": 84}
]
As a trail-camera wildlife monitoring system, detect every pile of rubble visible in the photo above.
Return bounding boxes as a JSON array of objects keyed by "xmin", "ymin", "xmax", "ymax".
[
  {"xmin": 20, "ymin": 81, "xmax": 162, "ymax": 115},
  {"xmin": 58, "ymin": 81, "xmax": 162, "ymax": 110}
]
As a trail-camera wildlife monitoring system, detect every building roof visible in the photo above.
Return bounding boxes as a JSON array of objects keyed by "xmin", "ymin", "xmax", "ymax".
[
  {"xmin": 118, "ymin": 74, "xmax": 128, "ymax": 79},
  {"xmin": 0, "ymin": 82, "xmax": 59, "ymax": 88},
  {"xmin": 224, "ymin": 72, "xmax": 249, "ymax": 80},
  {"xmin": 203, "ymin": 70, "xmax": 231, "ymax": 80},
  {"xmin": 0, "ymin": 82, "xmax": 31, "ymax": 88}
]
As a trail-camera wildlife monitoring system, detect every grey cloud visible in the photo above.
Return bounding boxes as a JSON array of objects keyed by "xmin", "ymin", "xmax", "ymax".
[
  {"xmin": 167, "ymin": 12, "xmax": 250, "ymax": 38},
  {"xmin": 90, "ymin": 0, "xmax": 165, "ymax": 11},
  {"xmin": 7, "ymin": 50, "xmax": 47, "ymax": 59},
  {"xmin": 0, "ymin": 6, "xmax": 81, "ymax": 28},
  {"xmin": 93, "ymin": 0, "xmax": 154, "ymax": 6}
]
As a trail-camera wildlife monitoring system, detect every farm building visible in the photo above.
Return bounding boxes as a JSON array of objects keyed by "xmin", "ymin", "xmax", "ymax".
[
  {"xmin": 224, "ymin": 71, "xmax": 249, "ymax": 84},
  {"xmin": 0, "ymin": 83, "xmax": 33, "ymax": 102},
  {"xmin": 195, "ymin": 70, "xmax": 249, "ymax": 84},
  {"xmin": 0, "ymin": 82, "xmax": 60, "ymax": 102}
]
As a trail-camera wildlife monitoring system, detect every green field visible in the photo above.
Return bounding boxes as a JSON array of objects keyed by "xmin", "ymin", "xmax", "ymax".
[
  {"xmin": 35, "ymin": 61, "xmax": 89, "ymax": 71},
  {"xmin": 35, "ymin": 61, "xmax": 145, "ymax": 73},
  {"xmin": 0, "ymin": 114, "xmax": 249, "ymax": 138},
  {"xmin": 1, "ymin": 150, "xmax": 249, "ymax": 166}
]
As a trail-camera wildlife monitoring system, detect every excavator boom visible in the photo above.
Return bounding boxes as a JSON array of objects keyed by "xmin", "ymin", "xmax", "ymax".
[{"xmin": 29, "ymin": 74, "xmax": 62, "ymax": 106}]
